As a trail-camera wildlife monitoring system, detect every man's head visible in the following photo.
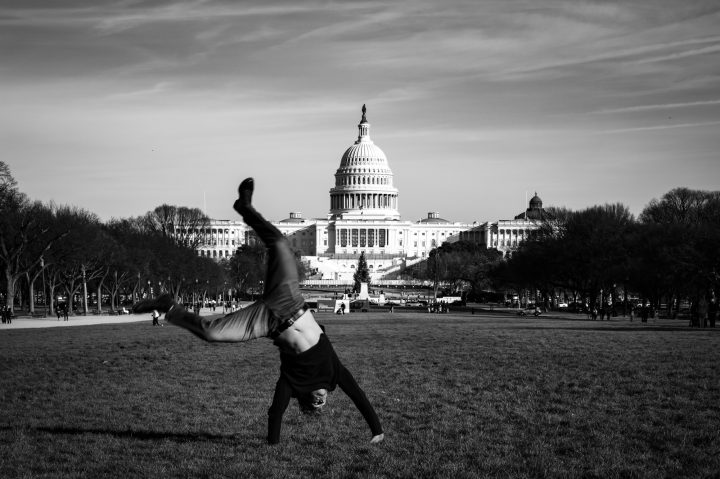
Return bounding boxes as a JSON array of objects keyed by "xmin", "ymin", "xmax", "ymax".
[{"xmin": 298, "ymin": 388, "xmax": 328, "ymax": 414}]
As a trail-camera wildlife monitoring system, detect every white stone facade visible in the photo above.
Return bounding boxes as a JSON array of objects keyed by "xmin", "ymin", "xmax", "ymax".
[{"xmin": 195, "ymin": 106, "xmax": 544, "ymax": 277}]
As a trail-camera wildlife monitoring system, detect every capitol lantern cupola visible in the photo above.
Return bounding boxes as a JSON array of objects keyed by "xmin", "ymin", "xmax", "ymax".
[{"xmin": 329, "ymin": 105, "xmax": 400, "ymax": 221}]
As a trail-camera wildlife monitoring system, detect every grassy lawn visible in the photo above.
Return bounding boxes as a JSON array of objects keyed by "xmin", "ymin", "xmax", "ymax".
[{"xmin": 1, "ymin": 311, "xmax": 719, "ymax": 478}]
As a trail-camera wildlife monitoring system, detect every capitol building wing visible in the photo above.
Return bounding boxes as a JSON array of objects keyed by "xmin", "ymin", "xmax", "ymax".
[{"xmin": 193, "ymin": 106, "xmax": 548, "ymax": 281}]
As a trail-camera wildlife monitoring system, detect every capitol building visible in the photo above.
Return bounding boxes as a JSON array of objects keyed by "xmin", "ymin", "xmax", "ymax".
[{"xmin": 196, "ymin": 106, "xmax": 547, "ymax": 282}]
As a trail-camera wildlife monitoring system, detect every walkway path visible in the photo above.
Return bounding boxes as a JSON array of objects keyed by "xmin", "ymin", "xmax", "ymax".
[
  {"xmin": 0, "ymin": 306, "xmax": 243, "ymax": 330},
  {"xmin": 1, "ymin": 313, "xmax": 151, "ymax": 330}
]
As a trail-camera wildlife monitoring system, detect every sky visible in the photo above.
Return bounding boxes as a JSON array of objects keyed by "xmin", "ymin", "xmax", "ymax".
[{"xmin": 2, "ymin": 0, "xmax": 719, "ymax": 224}]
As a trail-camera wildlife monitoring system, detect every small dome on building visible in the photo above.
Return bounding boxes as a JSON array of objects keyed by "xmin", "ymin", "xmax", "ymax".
[
  {"xmin": 419, "ymin": 212, "xmax": 450, "ymax": 224},
  {"xmin": 529, "ymin": 193, "xmax": 543, "ymax": 208},
  {"xmin": 280, "ymin": 212, "xmax": 305, "ymax": 223},
  {"xmin": 515, "ymin": 192, "xmax": 550, "ymax": 221}
]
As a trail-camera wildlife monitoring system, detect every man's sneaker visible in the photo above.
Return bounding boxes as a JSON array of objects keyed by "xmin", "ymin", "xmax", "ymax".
[
  {"xmin": 131, "ymin": 294, "xmax": 176, "ymax": 314},
  {"xmin": 233, "ymin": 177, "xmax": 254, "ymax": 214}
]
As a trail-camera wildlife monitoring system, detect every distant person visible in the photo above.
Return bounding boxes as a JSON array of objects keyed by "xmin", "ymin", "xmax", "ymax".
[
  {"xmin": 689, "ymin": 300, "xmax": 698, "ymax": 327},
  {"xmin": 708, "ymin": 298, "xmax": 717, "ymax": 328},
  {"xmin": 133, "ymin": 178, "xmax": 383, "ymax": 445},
  {"xmin": 698, "ymin": 297, "xmax": 709, "ymax": 328},
  {"xmin": 151, "ymin": 309, "xmax": 161, "ymax": 326}
]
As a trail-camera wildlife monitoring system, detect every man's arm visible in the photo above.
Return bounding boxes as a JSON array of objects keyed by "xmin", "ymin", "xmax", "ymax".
[
  {"xmin": 267, "ymin": 376, "xmax": 293, "ymax": 444},
  {"xmin": 337, "ymin": 364, "xmax": 384, "ymax": 440}
]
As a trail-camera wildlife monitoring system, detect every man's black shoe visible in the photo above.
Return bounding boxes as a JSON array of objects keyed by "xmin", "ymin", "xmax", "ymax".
[{"xmin": 233, "ymin": 177, "xmax": 254, "ymax": 213}]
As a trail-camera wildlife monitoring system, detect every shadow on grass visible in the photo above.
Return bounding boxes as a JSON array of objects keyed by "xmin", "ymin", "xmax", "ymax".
[{"xmin": 9, "ymin": 425, "xmax": 241, "ymax": 443}]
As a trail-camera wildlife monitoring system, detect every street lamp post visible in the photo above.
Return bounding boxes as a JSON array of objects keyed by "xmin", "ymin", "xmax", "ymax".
[
  {"xmin": 40, "ymin": 256, "xmax": 47, "ymax": 317},
  {"xmin": 222, "ymin": 281, "xmax": 227, "ymax": 313},
  {"xmin": 82, "ymin": 265, "xmax": 88, "ymax": 315}
]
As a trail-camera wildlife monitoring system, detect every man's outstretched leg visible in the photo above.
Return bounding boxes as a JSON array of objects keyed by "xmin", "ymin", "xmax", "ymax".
[
  {"xmin": 133, "ymin": 178, "xmax": 304, "ymax": 341},
  {"xmin": 233, "ymin": 178, "xmax": 305, "ymax": 324},
  {"xmin": 132, "ymin": 294, "xmax": 273, "ymax": 342}
]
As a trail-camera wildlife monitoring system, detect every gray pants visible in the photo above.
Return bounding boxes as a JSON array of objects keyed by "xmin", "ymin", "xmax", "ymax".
[{"xmin": 166, "ymin": 204, "xmax": 305, "ymax": 342}]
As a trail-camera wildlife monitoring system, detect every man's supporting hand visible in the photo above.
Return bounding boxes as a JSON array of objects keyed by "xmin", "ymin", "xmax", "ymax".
[{"xmin": 370, "ymin": 433, "xmax": 384, "ymax": 444}]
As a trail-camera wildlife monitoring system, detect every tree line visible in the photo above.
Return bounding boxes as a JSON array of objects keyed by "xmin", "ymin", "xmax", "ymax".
[
  {"xmin": 4, "ymin": 158, "xmax": 717, "ymax": 320},
  {"xmin": 0, "ymin": 162, "xmax": 234, "ymax": 315},
  {"xmin": 408, "ymin": 187, "xmax": 719, "ymax": 320}
]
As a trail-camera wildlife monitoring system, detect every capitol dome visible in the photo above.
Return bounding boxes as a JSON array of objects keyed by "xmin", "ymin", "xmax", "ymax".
[
  {"xmin": 339, "ymin": 135, "xmax": 388, "ymax": 166},
  {"xmin": 329, "ymin": 105, "xmax": 400, "ymax": 220}
]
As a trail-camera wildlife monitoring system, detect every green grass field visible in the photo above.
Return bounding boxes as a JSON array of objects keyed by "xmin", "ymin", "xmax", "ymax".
[{"xmin": 1, "ymin": 311, "xmax": 719, "ymax": 478}]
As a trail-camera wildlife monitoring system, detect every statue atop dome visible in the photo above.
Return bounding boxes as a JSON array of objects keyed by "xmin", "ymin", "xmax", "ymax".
[{"xmin": 361, "ymin": 104, "xmax": 367, "ymax": 123}]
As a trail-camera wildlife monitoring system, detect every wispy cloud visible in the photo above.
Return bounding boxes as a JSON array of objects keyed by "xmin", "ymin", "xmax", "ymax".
[
  {"xmin": 0, "ymin": 1, "xmax": 330, "ymax": 33},
  {"xmin": 631, "ymin": 43, "xmax": 720, "ymax": 64},
  {"xmin": 498, "ymin": 35, "xmax": 720, "ymax": 77},
  {"xmin": 597, "ymin": 120, "xmax": 720, "ymax": 134},
  {"xmin": 594, "ymin": 99, "xmax": 720, "ymax": 114},
  {"xmin": 105, "ymin": 81, "xmax": 174, "ymax": 100},
  {"xmin": 92, "ymin": 2, "xmax": 325, "ymax": 34}
]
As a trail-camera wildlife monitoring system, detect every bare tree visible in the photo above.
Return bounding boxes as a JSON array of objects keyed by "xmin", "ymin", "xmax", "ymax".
[
  {"xmin": 0, "ymin": 196, "xmax": 68, "ymax": 313},
  {"xmin": 143, "ymin": 204, "xmax": 210, "ymax": 249}
]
